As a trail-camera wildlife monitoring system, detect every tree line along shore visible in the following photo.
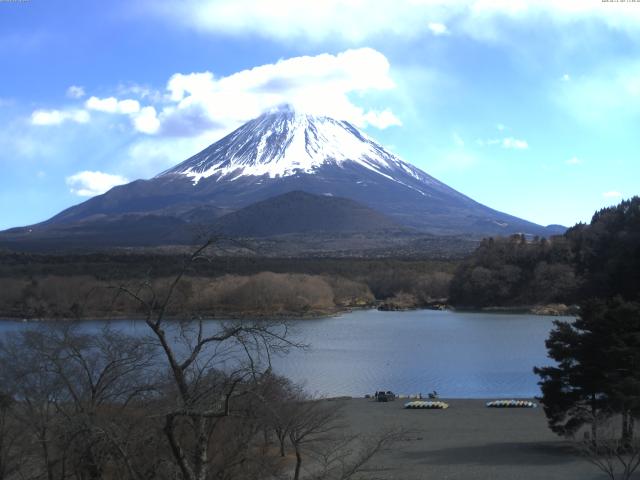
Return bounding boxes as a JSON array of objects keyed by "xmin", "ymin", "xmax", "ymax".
[
  {"xmin": 0, "ymin": 256, "xmax": 454, "ymax": 320},
  {"xmin": 1, "ymin": 197, "xmax": 638, "ymax": 320}
]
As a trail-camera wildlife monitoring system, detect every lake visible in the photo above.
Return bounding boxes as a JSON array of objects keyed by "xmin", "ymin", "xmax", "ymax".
[{"xmin": 0, "ymin": 309, "xmax": 565, "ymax": 398}]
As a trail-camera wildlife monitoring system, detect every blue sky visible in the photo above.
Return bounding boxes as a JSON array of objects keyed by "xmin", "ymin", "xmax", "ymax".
[{"xmin": 1, "ymin": 0, "xmax": 640, "ymax": 230}]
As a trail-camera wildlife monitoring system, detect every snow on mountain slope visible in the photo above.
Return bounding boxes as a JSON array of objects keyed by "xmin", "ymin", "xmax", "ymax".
[
  {"xmin": 3, "ymin": 104, "xmax": 565, "ymax": 245},
  {"xmin": 159, "ymin": 105, "xmax": 442, "ymax": 196}
]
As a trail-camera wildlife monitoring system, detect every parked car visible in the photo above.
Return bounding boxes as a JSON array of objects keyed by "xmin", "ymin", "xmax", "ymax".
[{"xmin": 375, "ymin": 390, "xmax": 396, "ymax": 402}]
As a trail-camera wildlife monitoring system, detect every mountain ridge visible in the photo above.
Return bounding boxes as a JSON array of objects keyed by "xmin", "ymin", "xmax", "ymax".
[
  {"xmin": 213, "ymin": 190, "xmax": 404, "ymax": 237},
  {"xmin": 0, "ymin": 106, "xmax": 565, "ymax": 250}
]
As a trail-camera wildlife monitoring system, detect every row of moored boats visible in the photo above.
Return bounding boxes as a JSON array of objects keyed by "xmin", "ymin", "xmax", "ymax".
[{"xmin": 401, "ymin": 399, "xmax": 537, "ymax": 410}]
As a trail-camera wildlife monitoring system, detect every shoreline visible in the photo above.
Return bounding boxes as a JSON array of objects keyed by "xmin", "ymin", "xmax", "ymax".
[
  {"xmin": 0, "ymin": 302, "xmax": 577, "ymax": 323},
  {"xmin": 0, "ymin": 306, "xmax": 369, "ymax": 323}
]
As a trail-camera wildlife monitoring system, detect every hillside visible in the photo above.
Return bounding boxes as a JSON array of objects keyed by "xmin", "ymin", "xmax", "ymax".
[{"xmin": 213, "ymin": 191, "xmax": 402, "ymax": 237}]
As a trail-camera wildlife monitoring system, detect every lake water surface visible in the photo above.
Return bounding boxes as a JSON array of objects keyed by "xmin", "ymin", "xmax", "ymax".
[
  {"xmin": 0, "ymin": 309, "xmax": 566, "ymax": 398},
  {"xmin": 274, "ymin": 309, "xmax": 562, "ymax": 398}
]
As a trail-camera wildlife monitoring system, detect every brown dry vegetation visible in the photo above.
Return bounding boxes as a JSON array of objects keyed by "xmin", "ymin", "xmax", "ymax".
[
  {"xmin": 0, "ymin": 273, "xmax": 380, "ymax": 319},
  {"xmin": 0, "ymin": 252, "xmax": 457, "ymax": 319}
]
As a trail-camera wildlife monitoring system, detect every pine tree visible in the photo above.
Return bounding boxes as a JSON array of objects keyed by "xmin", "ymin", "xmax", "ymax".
[{"xmin": 534, "ymin": 298, "xmax": 640, "ymax": 443}]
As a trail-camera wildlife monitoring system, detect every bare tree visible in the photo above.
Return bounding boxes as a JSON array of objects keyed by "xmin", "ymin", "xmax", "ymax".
[
  {"xmin": 308, "ymin": 429, "xmax": 405, "ymax": 480},
  {"xmin": 0, "ymin": 392, "xmax": 23, "ymax": 480},
  {"xmin": 0, "ymin": 328, "xmax": 67, "ymax": 480},
  {"xmin": 255, "ymin": 372, "xmax": 303, "ymax": 458},
  {"xmin": 248, "ymin": 372, "xmax": 403, "ymax": 480},
  {"xmin": 0, "ymin": 325, "xmax": 161, "ymax": 480},
  {"xmin": 287, "ymin": 399, "xmax": 344, "ymax": 480},
  {"xmin": 577, "ymin": 414, "xmax": 640, "ymax": 480},
  {"xmin": 115, "ymin": 239, "xmax": 300, "ymax": 480}
]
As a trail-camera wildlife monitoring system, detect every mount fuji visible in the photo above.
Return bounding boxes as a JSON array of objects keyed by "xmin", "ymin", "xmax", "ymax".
[{"xmin": 1, "ymin": 105, "xmax": 564, "ymax": 251}]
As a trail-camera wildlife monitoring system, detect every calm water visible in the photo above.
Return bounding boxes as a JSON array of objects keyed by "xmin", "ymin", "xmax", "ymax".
[{"xmin": 0, "ymin": 309, "xmax": 565, "ymax": 398}]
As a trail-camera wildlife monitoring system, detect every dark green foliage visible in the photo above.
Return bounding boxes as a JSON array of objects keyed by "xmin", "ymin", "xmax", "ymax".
[
  {"xmin": 532, "ymin": 198, "xmax": 640, "ymax": 444},
  {"xmin": 450, "ymin": 196, "xmax": 640, "ymax": 308},
  {"xmin": 534, "ymin": 298, "xmax": 640, "ymax": 440},
  {"xmin": 0, "ymin": 251, "xmax": 457, "ymax": 281},
  {"xmin": 567, "ymin": 197, "xmax": 640, "ymax": 301},
  {"xmin": 449, "ymin": 235, "xmax": 578, "ymax": 307}
]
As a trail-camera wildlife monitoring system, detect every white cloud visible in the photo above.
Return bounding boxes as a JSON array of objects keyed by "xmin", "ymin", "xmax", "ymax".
[
  {"xmin": 566, "ymin": 156, "xmax": 581, "ymax": 165},
  {"xmin": 31, "ymin": 109, "xmax": 90, "ymax": 126},
  {"xmin": 427, "ymin": 22, "xmax": 450, "ymax": 36},
  {"xmin": 86, "ymin": 96, "xmax": 118, "ymax": 113},
  {"xmin": 85, "ymin": 96, "xmax": 160, "ymax": 134},
  {"xmin": 27, "ymin": 49, "xmax": 399, "ymax": 143},
  {"xmin": 602, "ymin": 190, "xmax": 622, "ymax": 199},
  {"xmin": 363, "ymin": 109, "xmax": 402, "ymax": 129},
  {"xmin": 496, "ymin": 123, "xmax": 506, "ymax": 131},
  {"xmin": 86, "ymin": 96, "xmax": 141, "ymax": 114},
  {"xmin": 167, "ymin": 72, "xmax": 215, "ymax": 102},
  {"xmin": 501, "ymin": 137, "xmax": 529, "ymax": 149},
  {"xmin": 65, "ymin": 170, "xmax": 129, "ymax": 197},
  {"xmin": 561, "ymin": 73, "xmax": 571, "ymax": 82},
  {"xmin": 152, "ymin": 48, "xmax": 399, "ymax": 136},
  {"xmin": 117, "ymin": 100, "xmax": 141, "ymax": 114},
  {"xmin": 141, "ymin": 0, "xmax": 640, "ymax": 43},
  {"xmin": 66, "ymin": 85, "xmax": 86, "ymax": 99},
  {"xmin": 133, "ymin": 106, "xmax": 161, "ymax": 134}
]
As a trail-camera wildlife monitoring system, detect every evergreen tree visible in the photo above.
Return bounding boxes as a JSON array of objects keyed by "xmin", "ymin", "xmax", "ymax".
[
  {"xmin": 569, "ymin": 196, "xmax": 640, "ymax": 302},
  {"xmin": 535, "ymin": 298, "xmax": 640, "ymax": 442}
]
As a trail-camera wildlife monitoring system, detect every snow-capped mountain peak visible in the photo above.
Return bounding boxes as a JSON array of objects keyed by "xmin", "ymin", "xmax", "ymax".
[
  {"xmin": 3, "ymin": 106, "xmax": 563, "ymax": 244},
  {"xmin": 159, "ymin": 105, "xmax": 436, "ymax": 190}
]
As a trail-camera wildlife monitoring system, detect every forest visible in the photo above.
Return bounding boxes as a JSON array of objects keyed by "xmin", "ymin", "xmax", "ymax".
[
  {"xmin": 1, "ymin": 197, "xmax": 638, "ymax": 319},
  {"xmin": 449, "ymin": 197, "xmax": 640, "ymax": 308},
  {"xmin": 0, "ymin": 255, "xmax": 454, "ymax": 320}
]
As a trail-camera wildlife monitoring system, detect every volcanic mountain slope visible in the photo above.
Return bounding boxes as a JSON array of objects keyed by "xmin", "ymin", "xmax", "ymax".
[
  {"xmin": 0, "ymin": 192, "xmax": 405, "ymax": 251},
  {"xmin": 1, "ymin": 105, "xmax": 564, "ymax": 250},
  {"xmin": 213, "ymin": 190, "xmax": 402, "ymax": 237}
]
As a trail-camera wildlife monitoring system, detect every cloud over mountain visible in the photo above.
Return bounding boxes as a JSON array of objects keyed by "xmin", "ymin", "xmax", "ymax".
[
  {"xmin": 66, "ymin": 171, "xmax": 129, "ymax": 197},
  {"xmin": 30, "ymin": 48, "xmax": 400, "ymax": 141},
  {"xmin": 156, "ymin": 48, "xmax": 399, "ymax": 137}
]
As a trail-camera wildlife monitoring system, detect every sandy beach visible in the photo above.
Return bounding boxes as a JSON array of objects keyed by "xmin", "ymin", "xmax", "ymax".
[{"xmin": 337, "ymin": 398, "xmax": 605, "ymax": 479}]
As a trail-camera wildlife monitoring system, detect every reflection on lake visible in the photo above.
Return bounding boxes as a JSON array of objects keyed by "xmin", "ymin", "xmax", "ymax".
[{"xmin": 0, "ymin": 309, "xmax": 565, "ymax": 398}]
